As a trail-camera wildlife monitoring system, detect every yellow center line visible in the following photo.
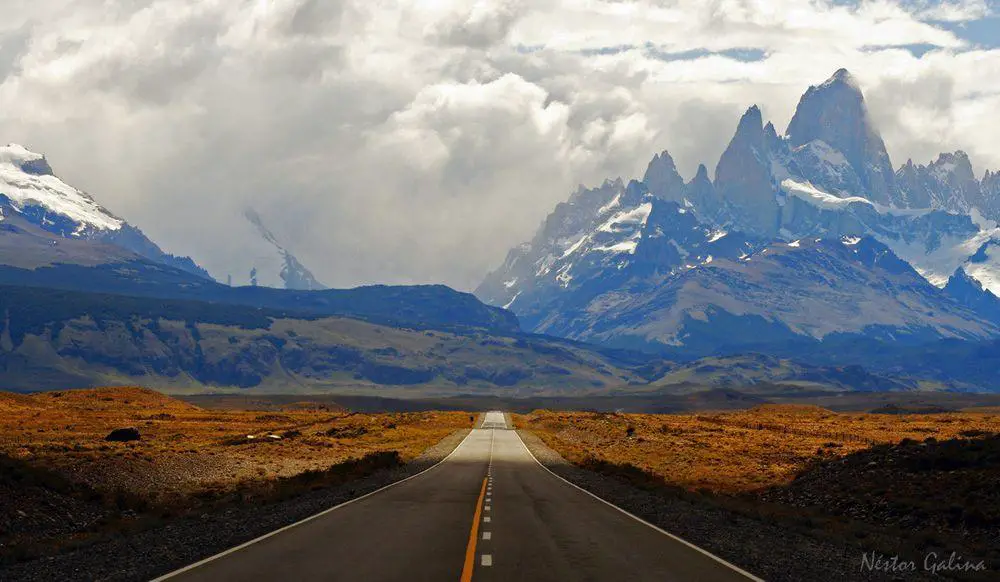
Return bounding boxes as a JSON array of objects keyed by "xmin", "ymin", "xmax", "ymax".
[{"xmin": 460, "ymin": 476, "xmax": 489, "ymax": 582}]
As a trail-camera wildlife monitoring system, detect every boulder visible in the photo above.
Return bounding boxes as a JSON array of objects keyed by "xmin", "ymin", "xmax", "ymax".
[{"xmin": 105, "ymin": 427, "xmax": 141, "ymax": 442}]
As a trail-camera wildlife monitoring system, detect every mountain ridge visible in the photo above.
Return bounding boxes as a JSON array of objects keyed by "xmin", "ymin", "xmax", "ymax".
[
  {"xmin": 0, "ymin": 143, "xmax": 212, "ymax": 281},
  {"xmin": 478, "ymin": 68, "xmax": 1000, "ymax": 359}
]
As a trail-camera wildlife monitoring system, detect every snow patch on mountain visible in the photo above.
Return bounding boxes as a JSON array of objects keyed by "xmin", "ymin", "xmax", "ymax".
[
  {"xmin": 0, "ymin": 144, "xmax": 123, "ymax": 233},
  {"xmin": 707, "ymin": 230, "xmax": 727, "ymax": 242},
  {"xmin": 560, "ymin": 235, "xmax": 588, "ymax": 259},
  {"xmin": 597, "ymin": 193, "xmax": 621, "ymax": 215},
  {"xmin": 594, "ymin": 240, "xmax": 639, "ymax": 254},
  {"xmin": 879, "ymin": 227, "xmax": 1000, "ymax": 288},
  {"xmin": 0, "ymin": 143, "xmax": 211, "ymax": 279},
  {"xmin": 964, "ymin": 241, "xmax": 1000, "ymax": 296},
  {"xmin": 781, "ymin": 179, "xmax": 873, "ymax": 210},
  {"xmin": 597, "ymin": 202, "xmax": 652, "ymax": 233}
]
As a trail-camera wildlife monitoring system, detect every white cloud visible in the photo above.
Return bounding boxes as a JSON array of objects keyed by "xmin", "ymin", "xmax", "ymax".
[
  {"xmin": 904, "ymin": 0, "xmax": 993, "ymax": 22},
  {"xmin": 0, "ymin": 0, "xmax": 998, "ymax": 291}
]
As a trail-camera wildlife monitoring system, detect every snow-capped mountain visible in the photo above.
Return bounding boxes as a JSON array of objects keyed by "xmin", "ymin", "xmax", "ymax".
[
  {"xmin": 785, "ymin": 69, "xmax": 897, "ymax": 206},
  {"xmin": 477, "ymin": 178, "xmax": 762, "ymax": 331},
  {"xmin": 477, "ymin": 176, "xmax": 995, "ymax": 351},
  {"xmin": 707, "ymin": 70, "xmax": 1000, "ymax": 295},
  {"xmin": 242, "ymin": 208, "xmax": 325, "ymax": 291},
  {"xmin": 478, "ymin": 69, "xmax": 1000, "ymax": 354},
  {"xmin": 0, "ymin": 143, "xmax": 209, "ymax": 278}
]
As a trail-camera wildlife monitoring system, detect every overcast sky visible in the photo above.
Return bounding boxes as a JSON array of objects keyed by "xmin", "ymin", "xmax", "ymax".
[{"xmin": 1, "ymin": 0, "xmax": 999, "ymax": 290}]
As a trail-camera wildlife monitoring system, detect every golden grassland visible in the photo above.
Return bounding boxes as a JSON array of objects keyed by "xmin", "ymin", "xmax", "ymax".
[
  {"xmin": 515, "ymin": 405, "xmax": 1000, "ymax": 493},
  {"xmin": 0, "ymin": 386, "xmax": 474, "ymax": 504}
]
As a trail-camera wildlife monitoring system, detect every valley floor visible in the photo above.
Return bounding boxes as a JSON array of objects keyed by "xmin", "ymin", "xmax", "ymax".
[
  {"xmin": 2, "ymin": 388, "xmax": 998, "ymax": 581},
  {"xmin": 0, "ymin": 387, "xmax": 473, "ymax": 578},
  {"xmin": 518, "ymin": 408, "xmax": 1000, "ymax": 581}
]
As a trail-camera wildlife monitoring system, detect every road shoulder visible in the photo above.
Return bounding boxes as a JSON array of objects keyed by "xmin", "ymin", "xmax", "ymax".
[
  {"xmin": 517, "ymin": 429, "xmax": 940, "ymax": 582},
  {"xmin": 1, "ymin": 429, "xmax": 472, "ymax": 582}
]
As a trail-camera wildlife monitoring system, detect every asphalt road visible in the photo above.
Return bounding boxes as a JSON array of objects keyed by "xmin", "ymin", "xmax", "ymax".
[{"xmin": 155, "ymin": 411, "xmax": 760, "ymax": 582}]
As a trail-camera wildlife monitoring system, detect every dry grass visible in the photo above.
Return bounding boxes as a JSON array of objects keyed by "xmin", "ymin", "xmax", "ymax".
[
  {"xmin": 0, "ymin": 386, "xmax": 474, "ymax": 505},
  {"xmin": 516, "ymin": 404, "xmax": 1000, "ymax": 493}
]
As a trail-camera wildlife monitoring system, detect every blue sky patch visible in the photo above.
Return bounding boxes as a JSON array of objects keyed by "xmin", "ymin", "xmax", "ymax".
[
  {"xmin": 935, "ymin": 16, "xmax": 1000, "ymax": 49},
  {"xmin": 861, "ymin": 43, "xmax": 941, "ymax": 57},
  {"xmin": 642, "ymin": 44, "xmax": 767, "ymax": 62}
]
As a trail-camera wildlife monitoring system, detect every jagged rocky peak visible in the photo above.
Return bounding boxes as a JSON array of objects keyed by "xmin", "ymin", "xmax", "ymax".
[
  {"xmin": 684, "ymin": 163, "xmax": 723, "ymax": 220},
  {"xmin": 946, "ymin": 266, "xmax": 987, "ymax": 294},
  {"xmin": 944, "ymin": 266, "xmax": 1000, "ymax": 323},
  {"xmin": 692, "ymin": 163, "xmax": 710, "ymax": 184},
  {"xmin": 982, "ymin": 170, "xmax": 1000, "ymax": 221},
  {"xmin": 621, "ymin": 178, "xmax": 649, "ymax": 204},
  {"xmin": 643, "ymin": 149, "xmax": 685, "ymax": 202},
  {"xmin": 931, "ymin": 151, "xmax": 976, "ymax": 182},
  {"xmin": 931, "ymin": 151, "xmax": 981, "ymax": 212},
  {"xmin": 829, "ymin": 67, "xmax": 860, "ymax": 88},
  {"xmin": 763, "ymin": 121, "xmax": 781, "ymax": 147},
  {"xmin": 785, "ymin": 69, "xmax": 896, "ymax": 204},
  {"xmin": 983, "ymin": 168, "xmax": 1000, "ymax": 195},
  {"xmin": 477, "ymin": 67, "xmax": 1000, "ymax": 353},
  {"xmin": 567, "ymin": 177, "xmax": 623, "ymax": 208},
  {"xmin": 896, "ymin": 150, "xmax": 984, "ymax": 213},
  {"xmin": 733, "ymin": 105, "xmax": 766, "ymax": 147},
  {"xmin": 713, "ymin": 104, "xmax": 780, "ymax": 235}
]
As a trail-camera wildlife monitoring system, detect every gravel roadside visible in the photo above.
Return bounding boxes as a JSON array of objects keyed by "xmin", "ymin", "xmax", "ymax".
[
  {"xmin": 516, "ymin": 429, "xmax": 946, "ymax": 582},
  {"xmin": 0, "ymin": 429, "xmax": 471, "ymax": 582}
]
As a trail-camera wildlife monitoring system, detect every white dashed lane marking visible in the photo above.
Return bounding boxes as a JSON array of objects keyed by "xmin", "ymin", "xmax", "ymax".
[{"xmin": 478, "ymin": 413, "xmax": 504, "ymax": 571}]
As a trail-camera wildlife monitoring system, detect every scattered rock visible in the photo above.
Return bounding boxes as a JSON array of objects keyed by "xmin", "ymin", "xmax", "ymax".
[
  {"xmin": 104, "ymin": 428, "xmax": 141, "ymax": 442},
  {"xmin": 0, "ymin": 428, "xmax": 471, "ymax": 582},
  {"xmin": 324, "ymin": 426, "xmax": 368, "ymax": 439}
]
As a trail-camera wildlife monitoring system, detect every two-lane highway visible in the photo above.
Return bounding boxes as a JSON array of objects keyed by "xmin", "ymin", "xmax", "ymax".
[{"xmin": 156, "ymin": 412, "xmax": 760, "ymax": 582}]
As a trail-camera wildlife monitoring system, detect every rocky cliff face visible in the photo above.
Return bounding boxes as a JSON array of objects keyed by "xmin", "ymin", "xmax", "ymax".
[
  {"xmin": 896, "ymin": 151, "xmax": 982, "ymax": 213},
  {"xmin": 785, "ymin": 69, "xmax": 897, "ymax": 205},
  {"xmin": 713, "ymin": 106, "xmax": 782, "ymax": 236},
  {"xmin": 982, "ymin": 171, "xmax": 1000, "ymax": 220},
  {"xmin": 643, "ymin": 150, "xmax": 687, "ymax": 204}
]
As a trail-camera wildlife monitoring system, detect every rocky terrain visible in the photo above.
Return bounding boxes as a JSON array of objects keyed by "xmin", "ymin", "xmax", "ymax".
[
  {"xmin": 759, "ymin": 435, "xmax": 1000, "ymax": 570},
  {"xmin": 516, "ymin": 406, "xmax": 999, "ymax": 492},
  {"xmin": 517, "ymin": 408, "xmax": 1000, "ymax": 580},
  {"xmin": 0, "ymin": 387, "xmax": 476, "ymax": 580}
]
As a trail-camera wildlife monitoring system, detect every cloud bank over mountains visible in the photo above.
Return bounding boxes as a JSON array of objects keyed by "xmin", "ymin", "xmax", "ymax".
[{"xmin": 0, "ymin": 0, "xmax": 998, "ymax": 290}]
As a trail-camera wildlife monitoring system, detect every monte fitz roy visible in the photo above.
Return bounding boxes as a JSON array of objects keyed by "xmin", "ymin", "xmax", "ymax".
[
  {"xmin": 2, "ymin": 68, "xmax": 1000, "ymax": 393},
  {"xmin": 477, "ymin": 69, "xmax": 1000, "ymax": 364}
]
